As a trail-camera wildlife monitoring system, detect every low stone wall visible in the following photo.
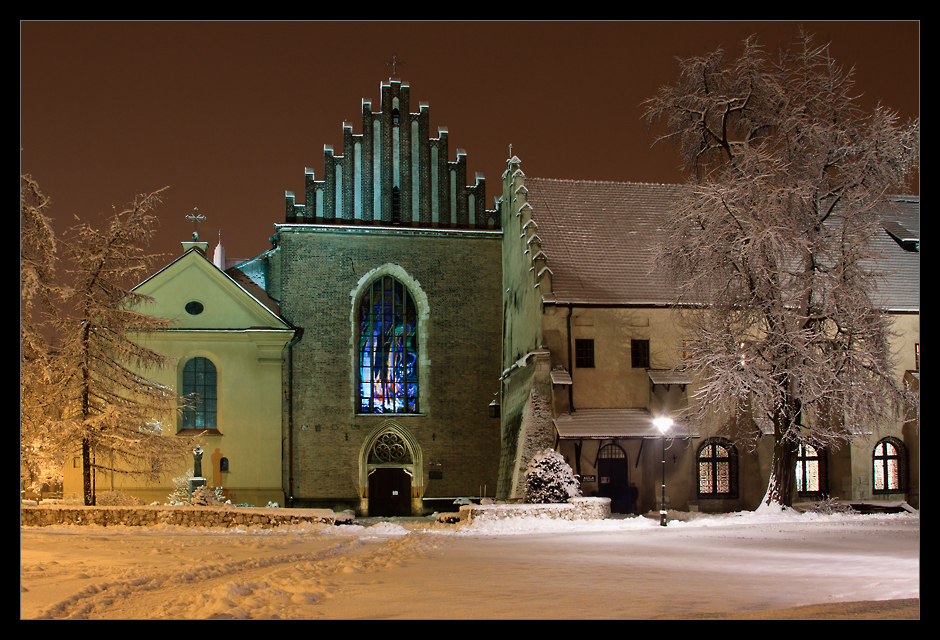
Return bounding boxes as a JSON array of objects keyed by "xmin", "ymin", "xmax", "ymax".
[
  {"xmin": 459, "ymin": 497, "xmax": 610, "ymax": 523},
  {"xmin": 20, "ymin": 504, "xmax": 337, "ymax": 529}
]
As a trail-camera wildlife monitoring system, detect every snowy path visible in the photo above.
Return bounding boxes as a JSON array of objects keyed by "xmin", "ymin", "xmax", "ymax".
[
  {"xmin": 21, "ymin": 511, "xmax": 919, "ymax": 619},
  {"xmin": 22, "ymin": 524, "xmax": 441, "ymax": 619}
]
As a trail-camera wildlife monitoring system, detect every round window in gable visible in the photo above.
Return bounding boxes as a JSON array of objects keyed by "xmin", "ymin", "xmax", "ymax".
[{"xmin": 185, "ymin": 301, "xmax": 205, "ymax": 315}]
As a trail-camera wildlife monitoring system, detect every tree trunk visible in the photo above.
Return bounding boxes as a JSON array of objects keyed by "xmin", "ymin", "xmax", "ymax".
[
  {"xmin": 765, "ymin": 431, "xmax": 797, "ymax": 507},
  {"xmin": 81, "ymin": 328, "xmax": 94, "ymax": 506},
  {"xmin": 82, "ymin": 435, "xmax": 94, "ymax": 506}
]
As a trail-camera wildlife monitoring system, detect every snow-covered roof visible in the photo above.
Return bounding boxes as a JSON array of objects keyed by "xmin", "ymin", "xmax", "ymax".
[
  {"xmin": 553, "ymin": 408, "xmax": 698, "ymax": 440},
  {"xmin": 524, "ymin": 178, "xmax": 919, "ymax": 312},
  {"xmin": 523, "ymin": 178, "xmax": 686, "ymax": 306}
]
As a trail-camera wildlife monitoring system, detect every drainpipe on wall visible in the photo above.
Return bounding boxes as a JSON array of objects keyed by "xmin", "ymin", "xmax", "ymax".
[
  {"xmin": 566, "ymin": 304, "xmax": 574, "ymax": 412},
  {"xmin": 284, "ymin": 327, "xmax": 304, "ymax": 508}
]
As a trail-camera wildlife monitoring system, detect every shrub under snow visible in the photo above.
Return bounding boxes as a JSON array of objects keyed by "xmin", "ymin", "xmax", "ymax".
[{"xmin": 523, "ymin": 448, "xmax": 582, "ymax": 504}]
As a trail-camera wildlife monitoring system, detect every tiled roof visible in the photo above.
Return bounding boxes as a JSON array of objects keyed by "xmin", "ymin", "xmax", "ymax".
[
  {"xmin": 524, "ymin": 178, "xmax": 919, "ymax": 312},
  {"xmin": 866, "ymin": 196, "xmax": 920, "ymax": 312},
  {"xmin": 524, "ymin": 178, "xmax": 685, "ymax": 306},
  {"xmin": 647, "ymin": 369, "xmax": 693, "ymax": 386},
  {"xmin": 225, "ymin": 265, "xmax": 285, "ymax": 320}
]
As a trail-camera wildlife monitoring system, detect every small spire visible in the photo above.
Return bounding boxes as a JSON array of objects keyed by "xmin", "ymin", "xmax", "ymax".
[{"xmin": 213, "ymin": 230, "xmax": 226, "ymax": 270}]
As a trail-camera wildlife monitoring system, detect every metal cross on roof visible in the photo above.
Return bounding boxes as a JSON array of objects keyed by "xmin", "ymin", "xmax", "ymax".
[
  {"xmin": 386, "ymin": 53, "xmax": 405, "ymax": 76},
  {"xmin": 186, "ymin": 207, "xmax": 206, "ymax": 241}
]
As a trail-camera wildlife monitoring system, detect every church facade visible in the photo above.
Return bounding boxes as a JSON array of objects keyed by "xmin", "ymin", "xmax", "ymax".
[
  {"xmin": 243, "ymin": 79, "xmax": 504, "ymax": 514},
  {"xmin": 64, "ymin": 78, "xmax": 918, "ymax": 515}
]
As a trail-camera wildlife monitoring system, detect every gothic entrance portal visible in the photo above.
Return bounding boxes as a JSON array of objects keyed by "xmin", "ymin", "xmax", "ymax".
[{"xmin": 361, "ymin": 424, "xmax": 422, "ymax": 517}]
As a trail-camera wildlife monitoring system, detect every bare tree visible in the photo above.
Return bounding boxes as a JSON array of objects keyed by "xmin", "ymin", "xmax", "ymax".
[
  {"xmin": 21, "ymin": 182, "xmax": 197, "ymax": 505},
  {"xmin": 644, "ymin": 31, "xmax": 919, "ymax": 507}
]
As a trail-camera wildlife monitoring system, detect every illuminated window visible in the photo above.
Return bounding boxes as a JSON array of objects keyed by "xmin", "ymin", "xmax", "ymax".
[
  {"xmin": 182, "ymin": 357, "xmax": 217, "ymax": 431},
  {"xmin": 575, "ymin": 339, "xmax": 595, "ymax": 368},
  {"xmin": 873, "ymin": 437, "xmax": 907, "ymax": 494},
  {"xmin": 631, "ymin": 339, "xmax": 650, "ymax": 368},
  {"xmin": 697, "ymin": 438, "xmax": 738, "ymax": 498},
  {"xmin": 358, "ymin": 275, "xmax": 418, "ymax": 413},
  {"xmin": 795, "ymin": 443, "xmax": 827, "ymax": 498}
]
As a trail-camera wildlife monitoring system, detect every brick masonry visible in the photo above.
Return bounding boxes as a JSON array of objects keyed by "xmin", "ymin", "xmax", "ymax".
[{"xmin": 273, "ymin": 226, "xmax": 503, "ymax": 511}]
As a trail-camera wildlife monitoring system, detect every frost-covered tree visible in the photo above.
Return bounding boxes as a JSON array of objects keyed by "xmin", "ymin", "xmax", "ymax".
[
  {"xmin": 21, "ymin": 175, "xmax": 68, "ymax": 493},
  {"xmin": 523, "ymin": 448, "xmax": 582, "ymax": 504},
  {"xmin": 644, "ymin": 31, "xmax": 919, "ymax": 507},
  {"xmin": 20, "ymin": 181, "xmax": 196, "ymax": 505}
]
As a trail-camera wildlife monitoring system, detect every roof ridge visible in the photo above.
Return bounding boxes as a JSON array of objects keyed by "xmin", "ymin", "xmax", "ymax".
[{"xmin": 527, "ymin": 176, "xmax": 685, "ymax": 188}]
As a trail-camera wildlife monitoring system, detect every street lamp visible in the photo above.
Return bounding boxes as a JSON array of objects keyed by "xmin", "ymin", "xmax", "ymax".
[{"xmin": 653, "ymin": 417, "xmax": 673, "ymax": 527}]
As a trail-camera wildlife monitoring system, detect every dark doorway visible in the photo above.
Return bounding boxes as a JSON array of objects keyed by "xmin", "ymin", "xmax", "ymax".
[
  {"xmin": 368, "ymin": 467, "xmax": 411, "ymax": 516},
  {"xmin": 597, "ymin": 444, "xmax": 632, "ymax": 514}
]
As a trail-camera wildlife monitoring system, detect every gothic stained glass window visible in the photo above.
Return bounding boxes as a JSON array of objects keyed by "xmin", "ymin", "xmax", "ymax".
[
  {"xmin": 358, "ymin": 276, "xmax": 418, "ymax": 413},
  {"xmin": 182, "ymin": 357, "xmax": 217, "ymax": 430}
]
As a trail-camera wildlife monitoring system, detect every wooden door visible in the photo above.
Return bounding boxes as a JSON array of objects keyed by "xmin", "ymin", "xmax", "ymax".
[
  {"xmin": 597, "ymin": 445, "xmax": 630, "ymax": 513},
  {"xmin": 368, "ymin": 467, "xmax": 411, "ymax": 516}
]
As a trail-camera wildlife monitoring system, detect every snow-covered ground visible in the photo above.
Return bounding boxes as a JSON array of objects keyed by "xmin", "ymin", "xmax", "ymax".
[{"xmin": 21, "ymin": 507, "xmax": 919, "ymax": 619}]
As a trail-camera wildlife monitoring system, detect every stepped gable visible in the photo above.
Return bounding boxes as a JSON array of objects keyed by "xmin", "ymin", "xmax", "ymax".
[{"xmin": 284, "ymin": 78, "xmax": 499, "ymax": 230}]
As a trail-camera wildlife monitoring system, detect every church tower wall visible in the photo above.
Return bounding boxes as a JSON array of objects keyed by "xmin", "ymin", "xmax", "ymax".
[{"xmin": 275, "ymin": 226, "xmax": 502, "ymax": 513}]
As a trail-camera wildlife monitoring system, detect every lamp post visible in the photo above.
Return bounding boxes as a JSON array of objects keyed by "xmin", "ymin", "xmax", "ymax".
[{"xmin": 653, "ymin": 417, "xmax": 673, "ymax": 527}]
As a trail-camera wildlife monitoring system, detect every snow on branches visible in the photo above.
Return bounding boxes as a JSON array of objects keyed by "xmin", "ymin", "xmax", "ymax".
[
  {"xmin": 522, "ymin": 448, "xmax": 582, "ymax": 504},
  {"xmin": 644, "ymin": 30, "xmax": 919, "ymax": 507}
]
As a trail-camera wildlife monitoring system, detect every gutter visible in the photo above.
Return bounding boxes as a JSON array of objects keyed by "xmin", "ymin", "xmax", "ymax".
[
  {"xmin": 284, "ymin": 326, "xmax": 304, "ymax": 508},
  {"xmin": 566, "ymin": 304, "xmax": 574, "ymax": 412}
]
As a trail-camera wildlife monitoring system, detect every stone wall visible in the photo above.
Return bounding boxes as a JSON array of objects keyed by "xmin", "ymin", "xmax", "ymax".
[
  {"xmin": 459, "ymin": 497, "xmax": 610, "ymax": 522},
  {"xmin": 20, "ymin": 505, "xmax": 337, "ymax": 529}
]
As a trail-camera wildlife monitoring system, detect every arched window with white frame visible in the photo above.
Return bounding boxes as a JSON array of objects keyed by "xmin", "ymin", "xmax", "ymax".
[
  {"xmin": 796, "ymin": 443, "xmax": 828, "ymax": 499},
  {"xmin": 697, "ymin": 438, "xmax": 738, "ymax": 499},
  {"xmin": 873, "ymin": 437, "xmax": 907, "ymax": 494}
]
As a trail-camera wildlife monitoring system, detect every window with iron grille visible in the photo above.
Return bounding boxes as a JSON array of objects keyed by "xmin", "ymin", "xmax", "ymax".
[
  {"xmin": 631, "ymin": 339, "xmax": 650, "ymax": 369},
  {"xmin": 697, "ymin": 438, "xmax": 738, "ymax": 498},
  {"xmin": 873, "ymin": 437, "xmax": 907, "ymax": 493},
  {"xmin": 796, "ymin": 443, "xmax": 828, "ymax": 498},
  {"xmin": 575, "ymin": 339, "xmax": 595, "ymax": 368}
]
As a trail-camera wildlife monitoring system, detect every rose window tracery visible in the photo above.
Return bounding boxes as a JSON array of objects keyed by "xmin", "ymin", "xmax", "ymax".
[{"xmin": 370, "ymin": 431, "xmax": 411, "ymax": 464}]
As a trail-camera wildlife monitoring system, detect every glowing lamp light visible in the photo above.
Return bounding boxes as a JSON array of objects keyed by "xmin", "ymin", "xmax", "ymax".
[{"xmin": 653, "ymin": 417, "xmax": 673, "ymax": 434}]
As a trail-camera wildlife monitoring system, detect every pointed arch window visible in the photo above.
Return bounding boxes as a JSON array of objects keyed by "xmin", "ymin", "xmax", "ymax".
[
  {"xmin": 358, "ymin": 275, "xmax": 419, "ymax": 413},
  {"xmin": 181, "ymin": 357, "xmax": 217, "ymax": 431}
]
